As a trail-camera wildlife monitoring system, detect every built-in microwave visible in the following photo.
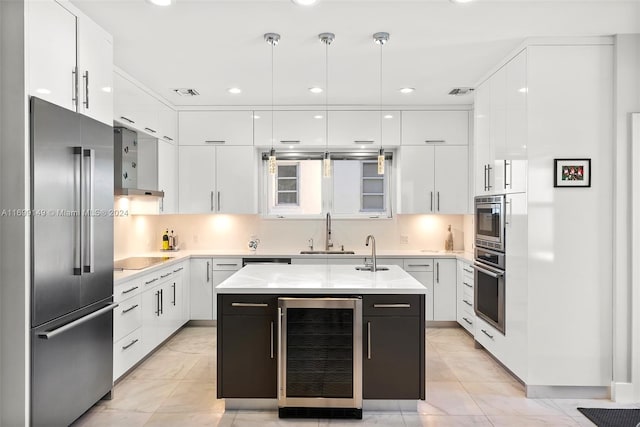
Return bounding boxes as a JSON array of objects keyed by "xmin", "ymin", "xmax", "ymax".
[{"xmin": 474, "ymin": 195, "xmax": 506, "ymax": 252}]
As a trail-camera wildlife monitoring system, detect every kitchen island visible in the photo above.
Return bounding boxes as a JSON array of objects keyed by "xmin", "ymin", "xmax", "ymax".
[{"xmin": 216, "ymin": 264, "xmax": 426, "ymax": 418}]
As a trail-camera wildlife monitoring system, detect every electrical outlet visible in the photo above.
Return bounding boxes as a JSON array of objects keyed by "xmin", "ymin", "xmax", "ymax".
[{"xmin": 400, "ymin": 235, "xmax": 409, "ymax": 245}]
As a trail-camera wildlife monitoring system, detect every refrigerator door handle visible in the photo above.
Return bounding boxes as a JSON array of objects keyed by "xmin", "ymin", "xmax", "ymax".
[
  {"xmin": 37, "ymin": 303, "xmax": 118, "ymax": 340},
  {"xmin": 83, "ymin": 149, "xmax": 95, "ymax": 273},
  {"xmin": 73, "ymin": 147, "xmax": 83, "ymax": 276}
]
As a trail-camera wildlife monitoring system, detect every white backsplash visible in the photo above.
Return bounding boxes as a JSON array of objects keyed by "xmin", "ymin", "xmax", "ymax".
[{"xmin": 114, "ymin": 203, "xmax": 474, "ymax": 259}]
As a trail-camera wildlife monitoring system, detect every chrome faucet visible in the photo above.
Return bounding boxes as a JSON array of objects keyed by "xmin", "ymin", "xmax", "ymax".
[
  {"xmin": 325, "ymin": 212, "xmax": 333, "ymax": 251},
  {"xmin": 308, "ymin": 238, "xmax": 314, "ymax": 251},
  {"xmin": 366, "ymin": 235, "xmax": 377, "ymax": 272}
]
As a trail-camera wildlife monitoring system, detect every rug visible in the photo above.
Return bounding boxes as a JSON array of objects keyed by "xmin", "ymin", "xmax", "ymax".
[{"xmin": 577, "ymin": 408, "xmax": 640, "ymax": 427}]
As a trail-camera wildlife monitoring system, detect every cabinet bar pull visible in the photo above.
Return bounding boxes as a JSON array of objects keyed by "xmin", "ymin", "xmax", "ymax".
[
  {"xmin": 205, "ymin": 140, "xmax": 226, "ymax": 144},
  {"xmin": 484, "ymin": 164, "xmax": 488, "ymax": 191},
  {"xmin": 407, "ymin": 264, "xmax": 430, "ymax": 267},
  {"xmin": 436, "ymin": 262, "xmax": 440, "ymax": 283},
  {"xmin": 122, "ymin": 304, "xmax": 139, "ymax": 314},
  {"xmin": 504, "ymin": 160, "xmax": 509, "ymax": 189},
  {"xmin": 217, "ymin": 191, "xmax": 221, "ymax": 212},
  {"xmin": 424, "ymin": 140, "xmax": 445, "ymax": 143},
  {"xmin": 159, "ymin": 289, "xmax": 163, "ymax": 315},
  {"xmin": 430, "ymin": 191, "xmax": 433, "ymax": 212},
  {"xmin": 122, "ymin": 286, "xmax": 138, "ymax": 294},
  {"xmin": 481, "ymin": 329, "xmax": 494, "ymax": 339},
  {"xmin": 206, "ymin": 261, "xmax": 210, "ymax": 282},
  {"xmin": 160, "ymin": 272, "xmax": 172, "ymax": 278},
  {"xmin": 71, "ymin": 67, "xmax": 78, "ymax": 106},
  {"xmin": 122, "ymin": 339, "xmax": 139, "ymax": 350},
  {"xmin": 210, "ymin": 191, "xmax": 214, "ymax": 211},
  {"xmin": 216, "ymin": 263, "xmax": 239, "ymax": 267},
  {"xmin": 164, "ymin": 136, "xmax": 174, "ymax": 141},
  {"xmin": 367, "ymin": 321, "xmax": 372, "ymax": 360},
  {"xmin": 487, "ymin": 165, "xmax": 493, "ymax": 190},
  {"xmin": 145, "ymin": 278, "xmax": 158, "ymax": 285},
  {"xmin": 463, "ymin": 282, "xmax": 473, "ymax": 288},
  {"xmin": 231, "ymin": 302, "xmax": 269, "ymax": 307},
  {"xmin": 463, "ymin": 267, "xmax": 473, "ymax": 274},
  {"xmin": 173, "ymin": 267, "xmax": 184, "ymax": 273},
  {"xmin": 354, "ymin": 140, "xmax": 374, "ymax": 144},
  {"xmin": 119, "ymin": 116, "xmax": 135, "ymax": 124},
  {"xmin": 280, "ymin": 140, "xmax": 300, "ymax": 144},
  {"xmin": 463, "ymin": 300, "xmax": 472, "ymax": 307},
  {"xmin": 82, "ymin": 71, "xmax": 89, "ymax": 109},
  {"xmin": 270, "ymin": 321, "xmax": 274, "ymax": 359},
  {"xmin": 462, "ymin": 317, "xmax": 473, "ymax": 325},
  {"xmin": 172, "ymin": 283, "xmax": 176, "ymax": 306},
  {"xmin": 373, "ymin": 303, "xmax": 411, "ymax": 308},
  {"xmin": 437, "ymin": 192, "xmax": 440, "ymax": 211},
  {"xmin": 144, "ymin": 127, "xmax": 157, "ymax": 134},
  {"xmin": 155, "ymin": 291, "xmax": 160, "ymax": 316}
]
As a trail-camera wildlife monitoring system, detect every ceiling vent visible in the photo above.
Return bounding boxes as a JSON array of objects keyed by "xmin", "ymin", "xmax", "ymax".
[
  {"xmin": 173, "ymin": 88, "xmax": 200, "ymax": 96},
  {"xmin": 448, "ymin": 87, "xmax": 474, "ymax": 96}
]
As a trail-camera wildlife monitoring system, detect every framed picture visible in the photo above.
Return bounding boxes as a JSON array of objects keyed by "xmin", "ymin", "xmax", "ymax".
[{"xmin": 554, "ymin": 158, "xmax": 591, "ymax": 188}]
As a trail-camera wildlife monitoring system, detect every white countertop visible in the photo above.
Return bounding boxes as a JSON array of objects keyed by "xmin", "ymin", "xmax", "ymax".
[{"xmin": 216, "ymin": 264, "xmax": 427, "ymax": 294}]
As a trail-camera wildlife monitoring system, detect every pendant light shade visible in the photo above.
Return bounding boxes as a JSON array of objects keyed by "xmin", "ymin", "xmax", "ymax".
[
  {"xmin": 374, "ymin": 32, "xmax": 389, "ymax": 175},
  {"xmin": 265, "ymin": 32, "xmax": 280, "ymax": 175},
  {"xmin": 320, "ymin": 32, "xmax": 334, "ymax": 178}
]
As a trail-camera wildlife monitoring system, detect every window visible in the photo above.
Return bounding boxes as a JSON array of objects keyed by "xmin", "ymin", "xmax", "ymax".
[
  {"xmin": 276, "ymin": 164, "xmax": 299, "ymax": 205},
  {"xmin": 361, "ymin": 161, "xmax": 384, "ymax": 212},
  {"xmin": 332, "ymin": 158, "xmax": 390, "ymax": 217}
]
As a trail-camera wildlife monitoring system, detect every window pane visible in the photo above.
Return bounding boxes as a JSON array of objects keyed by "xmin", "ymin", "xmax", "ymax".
[
  {"xmin": 278, "ymin": 192, "xmax": 298, "ymax": 205},
  {"xmin": 278, "ymin": 165, "xmax": 297, "ymax": 178},
  {"xmin": 363, "ymin": 178, "xmax": 383, "ymax": 194},
  {"xmin": 362, "ymin": 195, "xmax": 384, "ymax": 210},
  {"xmin": 362, "ymin": 162, "xmax": 379, "ymax": 177},
  {"xmin": 278, "ymin": 178, "xmax": 297, "ymax": 192}
]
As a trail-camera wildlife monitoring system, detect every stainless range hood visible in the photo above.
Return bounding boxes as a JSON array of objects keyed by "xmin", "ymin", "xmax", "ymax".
[{"xmin": 114, "ymin": 127, "xmax": 164, "ymax": 197}]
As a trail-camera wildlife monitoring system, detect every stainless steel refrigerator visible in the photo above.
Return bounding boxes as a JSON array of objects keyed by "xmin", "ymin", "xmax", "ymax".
[{"xmin": 30, "ymin": 97, "xmax": 117, "ymax": 427}]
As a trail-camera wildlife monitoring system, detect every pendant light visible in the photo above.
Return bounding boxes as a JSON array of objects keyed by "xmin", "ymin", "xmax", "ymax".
[
  {"xmin": 265, "ymin": 33, "xmax": 280, "ymax": 175},
  {"xmin": 374, "ymin": 32, "xmax": 389, "ymax": 175},
  {"xmin": 319, "ymin": 32, "xmax": 334, "ymax": 178}
]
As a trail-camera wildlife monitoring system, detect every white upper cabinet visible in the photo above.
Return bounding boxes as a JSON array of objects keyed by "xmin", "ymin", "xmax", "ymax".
[
  {"xmin": 474, "ymin": 81, "xmax": 493, "ymax": 196},
  {"xmin": 28, "ymin": 0, "xmax": 77, "ymax": 112},
  {"xmin": 114, "ymin": 73, "xmax": 142, "ymax": 127},
  {"xmin": 254, "ymin": 111, "xmax": 326, "ymax": 147},
  {"xmin": 489, "ymin": 66, "xmax": 507, "ymax": 193},
  {"xmin": 401, "ymin": 111, "xmax": 469, "ymax": 146},
  {"xmin": 504, "ymin": 51, "xmax": 528, "ymax": 193},
  {"xmin": 398, "ymin": 145, "xmax": 469, "ymax": 214},
  {"xmin": 76, "ymin": 15, "xmax": 113, "ymax": 125},
  {"xmin": 179, "ymin": 111, "xmax": 253, "ymax": 146},
  {"xmin": 328, "ymin": 111, "xmax": 401, "ymax": 147},
  {"xmin": 178, "ymin": 146, "xmax": 216, "ymax": 214},
  {"xmin": 158, "ymin": 140, "xmax": 178, "ymax": 214},
  {"xmin": 158, "ymin": 104, "xmax": 178, "ymax": 143}
]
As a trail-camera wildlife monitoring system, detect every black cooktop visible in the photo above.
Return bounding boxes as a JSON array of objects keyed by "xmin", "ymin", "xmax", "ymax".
[{"xmin": 114, "ymin": 256, "xmax": 174, "ymax": 270}]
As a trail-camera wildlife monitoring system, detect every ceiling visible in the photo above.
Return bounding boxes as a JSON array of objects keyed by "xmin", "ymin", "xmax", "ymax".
[{"xmin": 71, "ymin": 0, "xmax": 640, "ymax": 107}]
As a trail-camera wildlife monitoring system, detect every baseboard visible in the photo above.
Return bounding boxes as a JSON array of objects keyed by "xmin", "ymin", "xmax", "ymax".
[
  {"xmin": 363, "ymin": 400, "xmax": 418, "ymax": 412},
  {"xmin": 187, "ymin": 320, "xmax": 216, "ymax": 327},
  {"xmin": 611, "ymin": 382, "xmax": 635, "ymax": 402},
  {"xmin": 526, "ymin": 385, "xmax": 610, "ymax": 399},
  {"xmin": 426, "ymin": 321, "xmax": 459, "ymax": 328},
  {"xmin": 225, "ymin": 399, "xmax": 277, "ymax": 410}
]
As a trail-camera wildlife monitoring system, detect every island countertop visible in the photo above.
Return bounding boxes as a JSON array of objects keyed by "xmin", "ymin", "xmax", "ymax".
[{"xmin": 216, "ymin": 264, "xmax": 427, "ymax": 294}]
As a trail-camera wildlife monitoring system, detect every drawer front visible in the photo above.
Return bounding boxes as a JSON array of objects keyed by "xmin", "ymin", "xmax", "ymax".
[
  {"xmin": 114, "ymin": 329, "xmax": 144, "ymax": 381},
  {"xmin": 458, "ymin": 310, "xmax": 475, "ymax": 334},
  {"xmin": 221, "ymin": 294, "xmax": 278, "ymax": 315},
  {"xmin": 403, "ymin": 259, "xmax": 434, "ymax": 272},
  {"xmin": 474, "ymin": 317, "xmax": 506, "ymax": 360},
  {"xmin": 363, "ymin": 294, "xmax": 422, "ymax": 317},
  {"xmin": 461, "ymin": 288, "xmax": 474, "ymax": 310},
  {"xmin": 115, "ymin": 279, "xmax": 142, "ymax": 303},
  {"xmin": 114, "ymin": 294, "xmax": 143, "ymax": 342},
  {"xmin": 213, "ymin": 258, "xmax": 243, "ymax": 271},
  {"xmin": 461, "ymin": 263, "xmax": 474, "ymax": 281},
  {"xmin": 141, "ymin": 270, "xmax": 162, "ymax": 289},
  {"xmin": 157, "ymin": 267, "xmax": 176, "ymax": 284}
]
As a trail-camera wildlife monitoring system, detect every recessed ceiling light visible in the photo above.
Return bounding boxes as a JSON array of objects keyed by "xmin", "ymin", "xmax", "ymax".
[
  {"xmin": 253, "ymin": 115, "xmax": 261, "ymax": 119},
  {"xmin": 384, "ymin": 114, "xmax": 393, "ymax": 119},
  {"xmin": 399, "ymin": 87, "xmax": 415, "ymax": 94},
  {"xmin": 228, "ymin": 87, "xmax": 242, "ymax": 94},
  {"xmin": 101, "ymin": 86, "xmax": 112, "ymax": 93},
  {"xmin": 36, "ymin": 88, "xmax": 51, "ymax": 95},
  {"xmin": 309, "ymin": 87, "xmax": 323, "ymax": 94},
  {"xmin": 291, "ymin": 0, "xmax": 318, "ymax": 5},
  {"xmin": 450, "ymin": 0, "xmax": 474, "ymax": 3},
  {"xmin": 173, "ymin": 88, "xmax": 200, "ymax": 96},
  {"xmin": 314, "ymin": 115, "xmax": 323, "ymax": 119},
  {"xmin": 519, "ymin": 87, "xmax": 529, "ymax": 93},
  {"xmin": 147, "ymin": 0, "xmax": 172, "ymax": 6}
]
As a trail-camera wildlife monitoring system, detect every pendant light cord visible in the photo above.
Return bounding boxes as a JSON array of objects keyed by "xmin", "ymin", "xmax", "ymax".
[
  {"xmin": 325, "ymin": 40, "xmax": 329, "ymax": 153},
  {"xmin": 379, "ymin": 41, "xmax": 383, "ymax": 152},
  {"xmin": 271, "ymin": 41, "xmax": 275, "ymax": 152}
]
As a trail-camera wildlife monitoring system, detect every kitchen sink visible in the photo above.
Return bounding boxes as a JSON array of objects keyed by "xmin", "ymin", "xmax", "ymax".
[{"xmin": 299, "ymin": 250, "xmax": 355, "ymax": 255}]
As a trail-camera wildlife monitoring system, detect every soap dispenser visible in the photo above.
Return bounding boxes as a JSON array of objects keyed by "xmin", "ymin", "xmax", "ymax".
[{"xmin": 162, "ymin": 229, "xmax": 169, "ymax": 250}]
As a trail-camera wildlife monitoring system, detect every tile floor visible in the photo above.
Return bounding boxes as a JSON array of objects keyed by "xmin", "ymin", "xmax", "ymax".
[{"xmin": 73, "ymin": 326, "xmax": 639, "ymax": 426}]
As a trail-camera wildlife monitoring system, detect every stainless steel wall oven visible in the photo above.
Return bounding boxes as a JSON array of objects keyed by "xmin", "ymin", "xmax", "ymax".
[
  {"xmin": 475, "ymin": 195, "xmax": 506, "ymax": 252},
  {"xmin": 277, "ymin": 297, "xmax": 363, "ymax": 419},
  {"xmin": 473, "ymin": 247, "xmax": 506, "ymax": 335}
]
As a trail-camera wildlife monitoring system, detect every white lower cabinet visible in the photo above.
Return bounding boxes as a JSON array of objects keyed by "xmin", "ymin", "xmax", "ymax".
[
  {"xmin": 474, "ymin": 316, "xmax": 507, "ymax": 362},
  {"xmin": 114, "ymin": 294, "xmax": 142, "ymax": 342},
  {"xmin": 456, "ymin": 260, "xmax": 475, "ymax": 334},
  {"xmin": 403, "ymin": 259, "xmax": 434, "ymax": 321},
  {"xmin": 433, "ymin": 259, "xmax": 457, "ymax": 321},
  {"xmin": 113, "ymin": 329, "xmax": 144, "ymax": 381},
  {"xmin": 190, "ymin": 258, "xmax": 214, "ymax": 320}
]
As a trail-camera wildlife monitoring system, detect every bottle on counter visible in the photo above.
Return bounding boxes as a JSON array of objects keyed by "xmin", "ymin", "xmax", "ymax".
[
  {"xmin": 445, "ymin": 224, "xmax": 454, "ymax": 252},
  {"xmin": 162, "ymin": 229, "xmax": 169, "ymax": 250},
  {"xmin": 169, "ymin": 230, "xmax": 175, "ymax": 250}
]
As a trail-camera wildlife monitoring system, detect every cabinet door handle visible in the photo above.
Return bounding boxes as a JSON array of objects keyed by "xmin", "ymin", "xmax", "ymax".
[
  {"xmin": 463, "ymin": 267, "xmax": 473, "ymax": 274},
  {"xmin": 436, "ymin": 262, "xmax": 440, "ymax": 283},
  {"xmin": 354, "ymin": 140, "xmax": 374, "ymax": 144},
  {"xmin": 173, "ymin": 267, "xmax": 184, "ymax": 273},
  {"xmin": 71, "ymin": 67, "xmax": 78, "ymax": 107},
  {"xmin": 210, "ymin": 191, "xmax": 214, "ymax": 211},
  {"xmin": 206, "ymin": 261, "xmax": 210, "ymax": 282},
  {"xmin": 373, "ymin": 304, "xmax": 411, "ymax": 308},
  {"xmin": 164, "ymin": 136, "xmax": 174, "ymax": 142},
  {"xmin": 437, "ymin": 191, "xmax": 440, "ymax": 211},
  {"xmin": 145, "ymin": 278, "xmax": 158, "ymax": 285},
  {"xmin": 463, "ymin": 282, "xmax": 473, "ymax": 288},
  {"xmin": 122, "ymin": 339, "xmax": 139, "ymax": 350},
  {"xmin": 430, "ymin": 191, "xmax": 433, "ymax": 212},
  {"xmin": 122, "ymin": 304, "xmax": 139, "ymax": 314},
  {"xmin": 119, "ymin": 116, "xmax": 135, "ymax": 124},
  {"xmin": 160, "ymin": 272, "xmax": 172, "ymax": 279},
  {"xmin": 463, "ymin": 299, "xmax": 472, "ymax": 307},
  {"xmin": 280, "ymin": 140, "xmax": 300, "ymax": 144},
  {"xmin": 205, "ymin": 140, "xmax": 226, "ymax": 144},
  {"xmin": 483, "ymin": 165, "xmax": 487, "ymax": 191},
  {"xmin": 160, "ymin": 197, "xmax": 164, "ymax": 213},
  {"xmin": 270, "ymin": 321, "xmax": 275, "ymax": 359},
  {"xmin": 407, "ymin": 264, "xmax": 431, "ymax": 267},
  {"xmin": 144, "ymin": 127, "xmax": 157, "ymax": 134},
  {"xmin": 155, "ymin": 291, "xmax": 160, "ymax": 316},
  {"xmin": 487, "ymin": 165, "xmax": 493, "ymax": 190},
  {"xmin": 172, "ymin": 283, "xmax": 176, "ymax": 306},
  {"xmin": 231, "ymin": 302, "xmax": 269, "ymax": 307},
  {"xmin": 217, "ymin": 191, "xmax": 221, "ymax": 212},
  {"xmin": 122, "ymin": 286, "xmax": 138, "ymax": 295},
  {"xmin": 216, "ymin": 263, "xmax": 239, "ymax": 267},
  {"xmin": 82, "ymin": 71, "xmax": 89, "ymax": 109},
  {"xmin": 504, "ymin": 160, "xmax": 510, "ymax": 189},
  {"xmin": 462, "ymin": 317, "xmax": 473, "ymax": 325},
  {"xmin": 424, "ymin": 140, "xmax": 445, "ymax": 144},
  {"xmin": 159, "ymin": 289, "xmax": 164, "ymax": 315},
  {"xmin": 481, "ymin": 329, "xmax": 494, "ymax": 339},
  {"xmin": 367, "ymin": 321, "xmax": 372, "ymax": 360}
]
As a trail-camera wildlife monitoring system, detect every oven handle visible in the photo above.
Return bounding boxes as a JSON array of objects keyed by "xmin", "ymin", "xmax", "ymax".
[{"xmin": 472, "ymin": 263, "xmax": 504, "ymax": 278}]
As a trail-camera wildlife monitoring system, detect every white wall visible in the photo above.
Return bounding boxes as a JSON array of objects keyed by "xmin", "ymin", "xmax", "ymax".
[
  {"xmin": 1, "ymin": 0, "xmax": 29, "ymax": 424},
  {"xmin": 114, "ymin": 212, "xmax": 467, "ymax": 258},
  {"xmin": 612, "ymin": 34, "xmax": 640, "ymax": 399}
]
